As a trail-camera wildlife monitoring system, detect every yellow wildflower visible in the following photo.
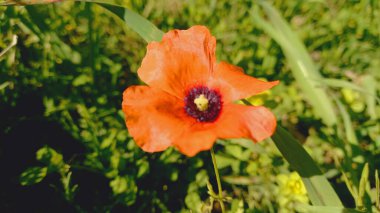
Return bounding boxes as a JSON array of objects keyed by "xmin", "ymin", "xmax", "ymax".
[{"xmin": 276, "ymin": 172, "xmax": 309, "ymax": 213}]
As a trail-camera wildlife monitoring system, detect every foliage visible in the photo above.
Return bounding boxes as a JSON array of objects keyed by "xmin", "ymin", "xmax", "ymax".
[{"xmin": 0, "ymin": 0, "xmax": 379, "ymax": 212}]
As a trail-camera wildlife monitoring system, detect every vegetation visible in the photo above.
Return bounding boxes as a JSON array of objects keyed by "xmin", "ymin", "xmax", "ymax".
[{"xmin": 0, "ymin": 0, "xmax": 379, "ymax": 212}]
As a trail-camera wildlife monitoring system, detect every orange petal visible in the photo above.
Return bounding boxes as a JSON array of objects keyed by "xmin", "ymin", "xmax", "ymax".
[
  {"xmin": 215, "ymin": 104, "xmax": 277, "ymax": 142},
  {"xmin": 122, "ymin": 86, "xmax": 188, "ymax": 153},
  {"xmin": 137, "ymin": 26, "xmax": 216, "ymax": 98},
  {"xmin": 212, "ymin": 61, "xmax": 279, "ymax": 103},
  {"xmin": 173, "ymin": 123, "xmax": 218, "ymax": 157}
]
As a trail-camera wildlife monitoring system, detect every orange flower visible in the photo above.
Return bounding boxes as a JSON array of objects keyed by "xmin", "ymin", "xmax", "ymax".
[{"xmin": 122, "ymin": 26, "xmax": 279, "ymax": 157}]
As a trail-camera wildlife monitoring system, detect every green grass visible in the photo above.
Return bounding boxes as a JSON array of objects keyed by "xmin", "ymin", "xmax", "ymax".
[{"xmin": 0, "ymin": 0, "xmax": 379, "ymax": 212}]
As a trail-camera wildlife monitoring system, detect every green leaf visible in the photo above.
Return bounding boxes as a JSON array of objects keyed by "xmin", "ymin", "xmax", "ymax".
[
  {"xmin": 341, "ymin": 171, "xmax": 357, "ymax": 202},
  {"xmin": 22, "ymin": 7, "xmax": 82, "ymax": 64},
  {"xmin": 110, "ymin": 176, "xmax": 128, "ymax": 195},
  {"xmin": 110, "ymin": 176, "xmax": 137, "ymax": 196},
  {"xmin": 320, "ymin": 78, "xmax": 379, "ymax": 102},
  {"xmin": 0, "ymin": 81, "xmax": 11, "ymax": 91},
  {"xmin": 100, "ymin": 129, "xmax": 117, "ymax": 149},
  {"xmin": 72, "ymin": 74, "xmax": 92, "ymax": 87},
  {"xmin": 362, "ymin": 75, "xmax": 379, "ymax": 120},
  {"xmin": 0, "ymin": 35, "xmax": 17, "ymax": 58},
  {"xmin": 20, "ymin": 167, "xmax": 48, "ymax": 186},
  {"xmin": 230, "ymin": 199, "xmax": 244, "ymax": 213},
  {"xmin": 357, "ymin": 163, "xmax": 369, "ymax": 208},
  {"xmin": 90, "ymin": 0, "xmax": 164, "ymax": 42},
  {"xmin": 2, "ymin": 0, "xmax": 164, "ymax": 42},
  {"xmin": 36, "ymin": 146, "xmax": 64, "ymax": 168},
  {"xmin": 297, "ymin": 204, "xmax": 364, "ymax": 213},
  {"xmin": 185, "ymin": 192, "xmax": 202, "ymax": 211},
  {"xmin": 271, "ymin": 125, "xmax": 343, "ymax": 206},
  {"xmin": 222, "ymin": 176, "xmax": 256, "ymax": 185},
  {"xmin": 335, "ymin": 99, "xmax": 359, "ymax": 145},
  {"xmin": 251, "ymin": 1, "xmax": 338, "ymax": 126},
  {"xmin": 206, "ymin": 180, "xmax": 217, "ymax": 197},
  {"xmin": 136, "ymin": 159, "xmax": 149, "ymax": 178},
  {"xmin": 110, "ymin": 175, "xmax": 137, "ymax": 205}
]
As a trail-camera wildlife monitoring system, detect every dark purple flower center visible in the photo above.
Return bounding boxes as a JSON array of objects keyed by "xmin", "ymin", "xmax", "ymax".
[{"xmin": 184, "ymin": 86, "xmax": 222, "ymax": 122}]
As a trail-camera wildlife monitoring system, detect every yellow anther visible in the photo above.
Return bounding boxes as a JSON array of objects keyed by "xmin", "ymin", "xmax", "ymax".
[{"xmin": 194, "ymin": 94, "xmax": 209, "ymax": 111}]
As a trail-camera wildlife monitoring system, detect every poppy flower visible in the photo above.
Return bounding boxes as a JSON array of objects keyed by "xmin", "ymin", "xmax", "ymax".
[{"xmin": 122, "ymin": 26, "xmax": 279, "ymax": 157}]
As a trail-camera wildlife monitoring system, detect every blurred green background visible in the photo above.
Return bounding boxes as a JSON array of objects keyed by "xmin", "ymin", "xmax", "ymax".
[{"xmin": 0, "ymin": 0, "xmax": 379, "ymax": 212}]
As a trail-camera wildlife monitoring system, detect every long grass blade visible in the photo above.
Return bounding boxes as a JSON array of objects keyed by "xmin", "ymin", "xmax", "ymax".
[
  {"xmin": 362, "ymin": 75, "xmax": 378, "ymax": 120},
  {"xmin": 0, "ymin": 35, "xmax": 17, "ymax": 57},
  {"xmin": 271, "ymin": 125, "xmax": 343, "ymax": 206},
  {"xmin": 251, "ymin": 2, "xmax": 338, "ymax": 126},
  {"xmin": 98, "ymin": 3, "xmax": 163, "ymax": 42},
  {"xmin": 296, "ymin": 204, "xmax": 364, "ymax": 213},
  {"xmin": 335, "ymin": 99, "xmax": 359, "ymax": 145}
]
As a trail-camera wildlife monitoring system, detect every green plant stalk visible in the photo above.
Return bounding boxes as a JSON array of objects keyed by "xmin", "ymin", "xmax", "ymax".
[
  {"xmin": 86, "ymin": 3, "xmax": 95, "ymax": 73},
  {"xmin": 376, "ymin": 170, "xmax": 379, "ymax": 209},
  {"xmin": 335, "ymin": 98, "xmax": 359, "ymax": 146},
  {"xmin": 210, "ymin": 147, "xmax": 225, "ymax": 213}
]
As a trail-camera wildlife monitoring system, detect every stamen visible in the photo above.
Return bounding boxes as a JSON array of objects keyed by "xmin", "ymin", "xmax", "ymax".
[
  {"xmin": 184, "ymin": 86, "xmax": 222, "ymax": 122},
  {"xmin": 194, "ymin": 94, "xmax": 209, "ymax": 111}
]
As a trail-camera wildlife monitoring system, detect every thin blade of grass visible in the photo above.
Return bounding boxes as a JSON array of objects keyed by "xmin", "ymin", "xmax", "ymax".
[
  {"xmin": 0, "ymin": 35, "xmax": 17, "ymax": 57},
  {"xmin": 98, "ymin": 3, "xmax": 163, "ymax": 42},
  {"xmin": 362, "ymin": 75, "xmax": 378, "ymax": 120},
  {"xmin": 251, "ymin": 2, "xmax": 338, "ymax": 126},
  {"xmin": 335, "ymin": 99, "xmax": 359, "ymax": 145},
  {"xmin": 320, "ymin": 78, "xmax": 380, "ymax": 104},
  {"xmin": 84, "ymin": 0, "xmax": 164, "ymax": 42}
]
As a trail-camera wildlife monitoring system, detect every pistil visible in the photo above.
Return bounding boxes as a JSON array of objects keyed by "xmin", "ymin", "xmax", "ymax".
[{"xmin": 194, "ymin": 94, "xmax": 209, "ymax": 111}]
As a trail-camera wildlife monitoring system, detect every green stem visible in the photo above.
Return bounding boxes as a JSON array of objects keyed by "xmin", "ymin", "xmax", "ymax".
[{"xmin": 210, "ymin": 147, "xmax": 225, "ymax": 213}]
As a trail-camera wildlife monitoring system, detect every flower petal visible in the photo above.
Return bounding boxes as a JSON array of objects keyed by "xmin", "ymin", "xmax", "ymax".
[
  {"xmin": 122, "ymin": 86, "xmax": 188, "ymax": 152},
  {"xmin": 216, "ymin": 104, "xmax": 277, "ymax": 142},
  {"xmin": 173, "ymin": 124, "xmax": 218, "ymax": 157},
  {"xmin": 212, "ymin": 62, "xmax": 279, "ymax": 103},
  {"xmin": 137, "ymin": 26, "xmax": 216, "ymax": 98}
]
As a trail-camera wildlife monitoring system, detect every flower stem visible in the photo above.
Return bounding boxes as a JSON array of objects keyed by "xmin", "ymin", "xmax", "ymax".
[{"xmin": 210, "ymin": 146, "xmax": 225, "ymax": 213}]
